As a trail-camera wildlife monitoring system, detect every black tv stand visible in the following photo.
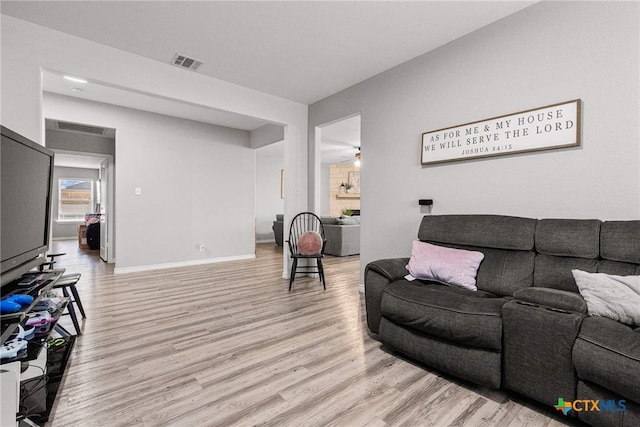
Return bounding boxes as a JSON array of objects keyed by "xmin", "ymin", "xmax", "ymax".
[{"xmin": 1, "ymin": 269, "xmax": 76, "ymax": 426}]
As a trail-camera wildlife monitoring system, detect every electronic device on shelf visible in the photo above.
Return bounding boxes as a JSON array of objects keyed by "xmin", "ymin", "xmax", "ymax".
[
  {"xmin": 25, "ymin": 311, "xmax": 54, "ymax": 327},
  {"xmin": 5, "ymin": 324, "xmax": 26, "ymax": 341},
  {"xmin": 1, "ymin": 325, "xmax": 29, "ymax": 359},
  {"xmin": 0, "ymin": 337, "xmax": 28, "ymax": 359},
  {"xmin": 17, "ymin": 274, "xmax": 46, "ymax": 288},
  {"xmin": 0, "ymin": 126, "xmax": 55, "ymax": 289}
]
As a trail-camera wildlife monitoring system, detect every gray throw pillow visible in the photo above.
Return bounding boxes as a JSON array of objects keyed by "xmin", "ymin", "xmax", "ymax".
[{"xmin": 572, "ymin": 269, "xmax": 640, "ymax": 326}]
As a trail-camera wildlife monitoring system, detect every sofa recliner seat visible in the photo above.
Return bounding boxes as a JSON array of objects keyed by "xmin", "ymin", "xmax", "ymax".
[
  {"xmin": 570, "ymin": 220, "xmax": 640, "ymax": 427},
  {"xmin": 367, "ymin": 214, "xmax": 537, "ymax": 389}
]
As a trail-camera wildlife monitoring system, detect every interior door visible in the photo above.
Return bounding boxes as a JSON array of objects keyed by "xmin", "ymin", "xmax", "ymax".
[{"xmin": 99, "ymin": 159, "xmax": 108, "ymax": 262}]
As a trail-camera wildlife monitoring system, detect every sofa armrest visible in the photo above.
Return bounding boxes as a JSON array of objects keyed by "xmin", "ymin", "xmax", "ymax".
[
  {"xmin": 323, "ymin": 224, "xmax": 360, "ymax": 256},
  {"xmin": 365, "ymin": 258, "xmax": 410, "ymax": 282},
  {"xmin": 364, "ymin": 258, "xmax": 410, "ymax": 334},
  {"xmin": 513, "ymin": 287, "xmax": 587, "ymax": 313}
]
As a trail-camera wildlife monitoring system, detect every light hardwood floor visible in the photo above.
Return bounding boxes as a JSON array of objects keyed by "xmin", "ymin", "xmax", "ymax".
[{"xmin": 45, "ymin": 241, "xmax": 581, "ymax": 427}]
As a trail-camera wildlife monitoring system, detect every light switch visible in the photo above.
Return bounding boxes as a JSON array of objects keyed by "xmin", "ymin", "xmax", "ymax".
[{"xmin": 135, "ymin": 187, "xmax": 142, "ymax": 196}]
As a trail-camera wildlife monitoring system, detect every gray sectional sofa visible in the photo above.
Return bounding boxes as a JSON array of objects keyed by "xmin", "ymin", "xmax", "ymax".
[
  {"xmin": 365, "ymin": 214, "xmax": 640, "ymax": 426},
  {"xmin": 321, "ymin": 216, "xmax": 360, "ymax": 256},
  {"xmin": 272, "ymin": 214, "xmax": 284, "ymax": 246},
  {"xmin": 273, "ymin": 214, "xmax": 360, "ymax": 256}
]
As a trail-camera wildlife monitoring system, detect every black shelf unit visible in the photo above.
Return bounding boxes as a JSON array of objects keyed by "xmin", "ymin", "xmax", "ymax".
[{"xmin": 1, "ymin": 269, "xmax": 76, "ymax": 426}]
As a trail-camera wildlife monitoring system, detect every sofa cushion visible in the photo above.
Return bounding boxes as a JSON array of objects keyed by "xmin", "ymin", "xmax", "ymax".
[
  {"xmin": 406, "ymin": 241, "xmax": 484, "ymax": 291},
  {"xmin": 417, "ymin": 215, "xmax": 536, "ymax": 296},
  {"xmin": 380, "ymin": 280, "xmax": 509, "ymax": 350},
  {"xmin": 320, "ymin": 216, "xmax": 339, "ymax": 225},
  {"xmin": 337, "ymin": 217, "xmax": 359, "ymax": 225},
  {"xmin": 572, "ymin": 269, "xmax": 640, "ymax": 326},
  {"xmin": 598, "ymin": 260, "xmax": 640, "ymax": 276},
  {"xmin": 533, "ymin": 219, "xmax": 601, "ymax": 293},
  {"xmin": 536, "ymin": 219, "xmax": 601, "ymax": 258},
  {"xmin": 513, "ymin": 287, "xmax": 587, "ymax": 313},
  {"xmin": 534, "ymin": 254, "xmax": 597, "ymax": 292},
  {"xmin": 600, "ymin": 220, "xmax": 640, "ymax": 264},
  {"xmin": 573, "ymin": 316, "xmax": 640, "ymax": 403},
  {"xmin": 418, "ymin": 214, "xmax": 536, "ymax": 250},
  {"xmin": 379, "ymin": 317, "xmax": 502, "ymax": 388}
]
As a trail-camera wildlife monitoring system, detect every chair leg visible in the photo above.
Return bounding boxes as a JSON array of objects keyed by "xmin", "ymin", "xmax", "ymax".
[
  {"xmin": 317, "ymin": 258, "xmax": 326, "ymax": 290},
  {"xmin": 69, "ymin": 284, "xmax": 86, "ymax": 318},
  {"xmin": 61, "ymin": 287, "xmax": 81, "ymax": 335},
  {"xmin": 289, "ymin": 258, "xmax": 298, "ymax": 291}
]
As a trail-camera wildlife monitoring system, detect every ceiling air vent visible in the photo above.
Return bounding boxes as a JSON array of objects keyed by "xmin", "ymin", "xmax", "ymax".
[
  {"xmin": 171, "ymin": 53, "xmax": 203, "ymax": 71},
  {"xmin": 56, "ymin": 121, "xmax": 107, "ymax": 136}
]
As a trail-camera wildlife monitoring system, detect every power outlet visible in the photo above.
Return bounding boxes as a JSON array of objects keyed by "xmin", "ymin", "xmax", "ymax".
[{"xmin": 199, "ymin": 244, "xmax": 205, "ymax": 252}]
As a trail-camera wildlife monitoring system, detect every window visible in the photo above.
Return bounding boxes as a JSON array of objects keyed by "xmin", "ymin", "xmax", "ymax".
[{"xmin": 58, "ymin": 178, "xmax": 94, "ymax": 221}]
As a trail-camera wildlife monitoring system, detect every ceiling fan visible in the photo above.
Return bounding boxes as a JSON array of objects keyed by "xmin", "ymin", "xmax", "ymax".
[{"xmin": 339, "ymin": 147, "xmax": 361, "ymax": 166}]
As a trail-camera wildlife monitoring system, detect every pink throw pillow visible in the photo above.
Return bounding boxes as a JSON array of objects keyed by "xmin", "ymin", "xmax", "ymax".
[
  {"xmin": 406, "ymin": 241, "xmax": 484, "ymax": 291},
  {"xmin": 298, "ymin": 231, "xmax": 322, "ymax": 255}
]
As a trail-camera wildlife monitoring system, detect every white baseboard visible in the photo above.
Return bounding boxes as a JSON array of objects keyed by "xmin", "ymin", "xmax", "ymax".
[
  {"xmin": 358, "ymin": 283, "xmax": 365, "ymax": 293},
  {"xmin": 256, "ymin": 238, "xmax": 276, "ymax": 244},
  {"xmin": 52, "ymin": 237, "xmax": 76, "ymax": 241},
  {"xmin": 113, "ymin": 254, "xmax": 255, "ymax": 275}
]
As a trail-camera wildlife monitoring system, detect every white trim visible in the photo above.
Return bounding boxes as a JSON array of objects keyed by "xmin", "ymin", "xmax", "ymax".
[
  {"xmin": 358, "ymin": 282, "xmax": 365, "ymax": 293},
  {"xmin": 113, "ymin": 254, "xmax": 255, "ymax": 275}
]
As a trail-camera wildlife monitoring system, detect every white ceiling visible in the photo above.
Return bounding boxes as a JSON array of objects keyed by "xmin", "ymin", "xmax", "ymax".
[
  {"xmin": 2, "ymin": 1, "xmax": 537, "ymax": 164},
  {"xmin": 2, "ymin": 1, "xmax": 536, "ymax": 105},
  {"xmin": 42, "ymin": 69, "xmax": 271, "ymax": 131},
  {"xmin": 321, "ymin": 115, "xmax": 361, "ymax": 164}
]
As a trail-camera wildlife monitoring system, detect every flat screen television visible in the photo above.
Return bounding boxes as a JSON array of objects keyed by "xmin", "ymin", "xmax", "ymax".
[{"xmin": 1, "ymin": 126, "xmax": 55, "ymax": 286}]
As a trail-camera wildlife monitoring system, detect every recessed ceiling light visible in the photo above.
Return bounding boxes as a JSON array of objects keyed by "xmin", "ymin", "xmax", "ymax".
[{"xmin": 63, "ymin": 75, "xmax": 88, "ymax": 84}]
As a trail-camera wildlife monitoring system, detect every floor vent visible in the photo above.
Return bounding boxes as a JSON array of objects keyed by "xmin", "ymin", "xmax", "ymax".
[
  {"xmin": 171, "ymin": 54, "xmax": 203, "ymax": 71},
  {"xmin": 56, "ymin": 121, "xmax": 107, "ymax": 136}
]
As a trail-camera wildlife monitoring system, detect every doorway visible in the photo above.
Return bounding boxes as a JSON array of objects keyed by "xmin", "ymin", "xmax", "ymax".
[
  {"xmin": 314, "ymin": 114, "xmax": 361, "ymax": 217},
  {"xmin": 45, "ymin": 119, "xmax": 115, "ymax": 264}
]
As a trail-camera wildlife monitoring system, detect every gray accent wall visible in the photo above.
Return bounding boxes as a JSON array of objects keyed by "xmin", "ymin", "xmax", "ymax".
[{"xmin": 309, "ymin": 2, "xmax": 640, "ymax": 279}]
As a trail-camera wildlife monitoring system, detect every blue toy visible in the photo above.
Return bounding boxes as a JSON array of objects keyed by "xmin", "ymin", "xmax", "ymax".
[
  {"xmin": 0, "ymin": 300, "xmax": 21, "ymax": 314},
  {"xmin": 0, "ymin": 294, "xmax": 34, "ymax": 314},
  {"xmin": 7, "ymin": 294, "xmax": 33, "ymax": 306}
]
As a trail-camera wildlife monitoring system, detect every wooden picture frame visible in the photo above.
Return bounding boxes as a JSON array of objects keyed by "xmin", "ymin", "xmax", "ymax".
[
  {"xmin": 280, "ymin": 169, "xmax": 285, "ymax": 199},
  {"xmin": 421, "ymin": 99, "xmax": 581, "ymax": 165},
  {"xmin": 348, "ymin": 171, "xmax": 360, "ymax": 194}
]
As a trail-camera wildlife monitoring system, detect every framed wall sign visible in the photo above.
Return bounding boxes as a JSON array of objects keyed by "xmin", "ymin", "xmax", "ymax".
[
  {"xmin": 348, "ymin": 171, "xmax": 360, "ymax": 194},
  {"xmin": 421, "ymin": 99, "xmax": 581, "ymax": 165}
]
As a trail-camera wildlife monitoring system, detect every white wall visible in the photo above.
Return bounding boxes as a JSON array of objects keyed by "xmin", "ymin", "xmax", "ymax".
[
  {"xmin": 45, "ymin": 93, "xmax": 255, "ymax": 271},
  {"xmin": 320, "ymin": 163, "xmax": 331, "ymax": 216},
  {"xmin": 2, "ymin": 15, "xmax": 308, "ymax": 276},
  {"xmin": 255, "ymin": 146, "xmax": 284, "ymax": 242},
  {"xmin": 309, "ymin": 2, "xmax": 640, "ymax": 279}
]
